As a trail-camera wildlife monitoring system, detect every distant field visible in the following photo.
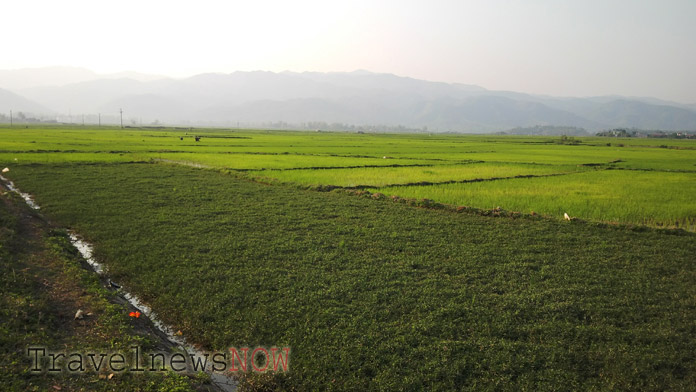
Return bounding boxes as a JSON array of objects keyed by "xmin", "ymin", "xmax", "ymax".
[{"xmin": 1, "ymin": 126, "xmax": 695, "ymax": 228}]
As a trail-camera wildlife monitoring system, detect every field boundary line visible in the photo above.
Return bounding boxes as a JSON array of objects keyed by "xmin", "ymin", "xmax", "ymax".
[
  {"xmin": 341, "ymin": 170, "xmax": 585, "ymax": 190},
  {"xmin": 154, "ymin": 158, "xmax": 449, "ymax": 172},
  {"xmin": 607, "ymin": 167, "xmax": 696, "ymax": 174},
  {"xmin": 154, "ymin": 158, "xmax": 213, "ymax": 169}
]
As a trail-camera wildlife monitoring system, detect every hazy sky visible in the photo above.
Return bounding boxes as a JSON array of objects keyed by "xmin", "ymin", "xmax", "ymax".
[{"xmin": 3, "ymin": 0, "xmax": 695, "ymax": 103}]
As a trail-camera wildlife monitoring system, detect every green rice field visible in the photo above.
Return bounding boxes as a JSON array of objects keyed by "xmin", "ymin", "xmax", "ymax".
[
  {"xmin": 375, "ymin": 170, "xmax": 696, "ymax": 229},
  {"xmin": 5, "ymin": 125, "xmax": 692, "ymax": 227},
  {"xmin": 1, "ymin": 125, "xmax": 695, "ymax": 390}
]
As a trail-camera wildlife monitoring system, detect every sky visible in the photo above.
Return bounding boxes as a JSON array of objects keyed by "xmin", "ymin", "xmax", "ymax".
[{"xmin": 3, "ymin": 0, "xmax": 695, "ymax": 103}]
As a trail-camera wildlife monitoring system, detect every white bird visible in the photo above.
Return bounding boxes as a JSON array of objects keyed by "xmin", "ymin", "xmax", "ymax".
[
  {"xmin": 2, "ymin": 167, "xmax": 8, "ymax": 173},
  {"xmin": 564, "ymin": 212, "xmax": 571, "ymax": 221}
]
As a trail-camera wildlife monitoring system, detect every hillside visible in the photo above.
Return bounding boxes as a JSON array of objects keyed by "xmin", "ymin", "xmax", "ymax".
[{"xmin": 2, "ymin": 68, "xmax": 696, "ymax": 131}]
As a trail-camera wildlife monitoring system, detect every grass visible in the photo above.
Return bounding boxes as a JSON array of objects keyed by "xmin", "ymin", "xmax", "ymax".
[
  {"xmin": 3, "ymin": 126, "xmax": 695, "ymax": 229},
  {"xmin": 444, "ymin": 144, "xmax": 696, "ymax": 170},
  {"xmin": 247, "ymin": 162, "xmax": 585, "ymax": 188},
  {"xmin": 148, "ymin": 152, "xmax": 433, "ymax": 170},
  {"xmin": 3, "ymin": 125, "xmax": 696, "ymax": 389},
  {"xmin": 0, "ymin": 151, "xmax": 142, "ymax": 164},
  {"xmin": 5, "ymin": 162, "xmax": 696, "ymax": 391},
  {"xmin": 0, "ymin": 189, "xmax": 204, "ymax": 391},
  {"xmin": 374, "ymin": 169, "xmax": 696, "ymax": 229}
]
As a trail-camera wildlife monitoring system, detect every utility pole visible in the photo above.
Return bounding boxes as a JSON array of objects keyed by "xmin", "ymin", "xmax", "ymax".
[
  {"xmin": 120, "ymin": 108, "xmax": 123, "ymax": 129},
  {"xmin": 9, "ymin": 110, "xmax": 12, "ymax": 127},
  {"xmin": 98, "ymin": 113, "xmax": 101, "ymax": 127}
]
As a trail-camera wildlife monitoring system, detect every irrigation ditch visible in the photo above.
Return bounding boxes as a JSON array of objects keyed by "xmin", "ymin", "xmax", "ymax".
[{"xmin": 0, "ymin": 174, "xmax": 238, "ymax": 392}]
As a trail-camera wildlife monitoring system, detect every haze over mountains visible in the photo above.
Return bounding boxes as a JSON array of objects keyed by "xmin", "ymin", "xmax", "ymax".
[{"xmin": 1, "ymin": 67, "xmax": 695, "ymax": 132}]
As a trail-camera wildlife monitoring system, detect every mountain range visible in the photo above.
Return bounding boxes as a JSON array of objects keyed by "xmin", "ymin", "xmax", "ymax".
[{"xmin": 1, "ymin": 67, "xmax": 695, "ymax": 132}]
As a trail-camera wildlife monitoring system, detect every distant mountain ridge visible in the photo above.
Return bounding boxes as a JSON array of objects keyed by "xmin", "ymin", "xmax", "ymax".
[
  {"xmin": 0, "ymin": 88, "xmax": 52, "ymax": 114},
  {"xmin": 1, "ymin": 67, "xmax": 695, "ymax": 132},
  {"xmin": 0, "ymin": 66, "xmax": 165, "ymax": 90}
]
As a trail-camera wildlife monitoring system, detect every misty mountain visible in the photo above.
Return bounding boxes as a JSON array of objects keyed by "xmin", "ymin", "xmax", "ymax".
[
  {"xmin": 21, "ymin": 78, "xmax": 175, "ymax": 114},
  {"xmin": 157, "ymin": 71, "xmax": 353, "ymax": 107},
  {"xmin": 2, "ymin": 68, "xmax": 696, "ymax": 132},
  {"xmin": 416, "ymin": 96, "xmax": 600, "ymax": 131},
  {"xmin": 290, "ymin": 71, "xmax": 486, "ymax": 99},
  {"xmin": 570, "ymin": 99, "xmax": 696, "ymax": 130},
  {"xmin": 0, "ymin": 67, "xmax": 99, "ymax": 90},
  {"xmin": 0, "ymin": 88, "xmax": 52, "ymax": 114},
  {"xmin": 0, "ymin": 66, "xmax": 165, "ymax": 91}
]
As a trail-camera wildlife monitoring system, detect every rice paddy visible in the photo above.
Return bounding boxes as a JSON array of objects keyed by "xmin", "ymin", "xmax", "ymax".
[
  {"xmin": 2, "ymin": 127, "xmax": 695, "ymax": 228},
  {"xmin": 2, "ymin": 125, "xmax": 695, "ymax": 390}
]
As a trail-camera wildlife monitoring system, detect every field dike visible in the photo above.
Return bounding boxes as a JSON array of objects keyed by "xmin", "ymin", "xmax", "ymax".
[
  {"xmin": 0, "ymin": 174, "xmax": 238, "ymax": 392},
  {"xmin": 154, "ymin": 157, "xmax": 443, "ymax": 172},
  {"xmin": 338, "ymin": 171, "xmax": 577, "ymax": 190},
  {"xmin": 154, "ymin": 158, "xmax": 212, "ymax": 169},
  {"xmin": 244, "ymin": 171, "xmax": 579, "ymax": 191}
]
